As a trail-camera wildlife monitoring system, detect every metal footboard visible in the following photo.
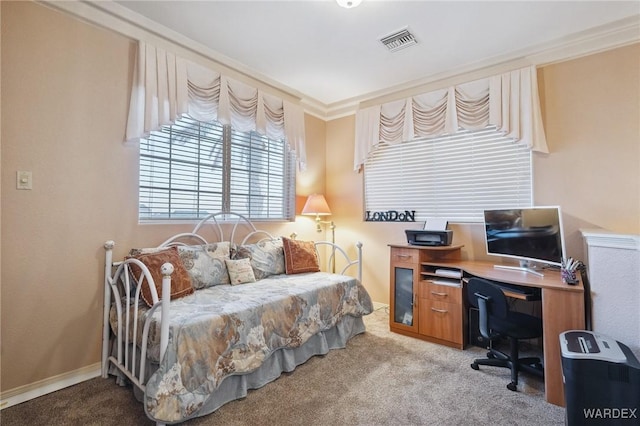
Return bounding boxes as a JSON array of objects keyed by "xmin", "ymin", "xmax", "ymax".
[{"xmin": 102, "ymin": 241, "xmax": 173, "ymax": 394}]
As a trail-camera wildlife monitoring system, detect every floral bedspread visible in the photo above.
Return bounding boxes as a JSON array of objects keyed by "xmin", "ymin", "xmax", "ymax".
[{"xmin": 134, "ymin": 272, "xmax": 372, "ymax": 423}]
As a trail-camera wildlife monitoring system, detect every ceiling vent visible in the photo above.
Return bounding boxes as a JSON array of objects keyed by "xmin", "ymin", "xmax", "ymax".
[{"xmin": 380, "ymin": 28, "xmax": 418, "ymax": 52}]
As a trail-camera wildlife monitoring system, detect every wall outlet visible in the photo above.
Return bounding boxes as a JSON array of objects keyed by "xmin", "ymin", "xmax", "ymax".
[{"xmin": 17, "ymin": 171, "xmax": 33, "ymax": 190}]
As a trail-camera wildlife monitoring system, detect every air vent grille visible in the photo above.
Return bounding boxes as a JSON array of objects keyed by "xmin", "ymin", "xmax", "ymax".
[{"xmin": 380, "ymin": 28, "xmax": 417, "ymax": 52}]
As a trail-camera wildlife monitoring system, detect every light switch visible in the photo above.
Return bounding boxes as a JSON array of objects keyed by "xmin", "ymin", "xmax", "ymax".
[{"xmin": 17, "ymin": 171, "xmax": 33, "ymax": 190}]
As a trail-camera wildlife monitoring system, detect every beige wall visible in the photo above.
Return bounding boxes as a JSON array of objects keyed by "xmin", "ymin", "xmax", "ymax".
[
  {"xmin": 536, "ymin": 44, "xmax": 640, "ymax": 236},
  {"xmin": 0, "ymin": 2, "xmax": 326, "ymax": 392},
  {"xmin": 1, "ymin": 1, "xmax": 639, "ymax": 395},
  {"xmin": 2, "ymin": 2, "xmax": 132, "ymax": 392}
]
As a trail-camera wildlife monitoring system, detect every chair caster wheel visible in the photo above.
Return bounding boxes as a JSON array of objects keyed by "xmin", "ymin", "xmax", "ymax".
[
  {"xmin": 507, "ymin": 382, "xmax": 517, "ymax": 391},
  {"xmin": 471, "ymin": 363, "xmax": 479, "ymax": 370}
]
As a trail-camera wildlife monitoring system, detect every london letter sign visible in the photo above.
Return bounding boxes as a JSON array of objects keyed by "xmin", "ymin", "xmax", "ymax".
[{"xmin": 365, "ymin": 210, "xmax": 416, "ymax": 222}]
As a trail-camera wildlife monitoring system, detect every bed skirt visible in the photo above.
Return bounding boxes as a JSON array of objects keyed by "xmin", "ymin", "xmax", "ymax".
[{"xmin": 118, "ymin": 315, "xmax": 366, "ymax": 423}]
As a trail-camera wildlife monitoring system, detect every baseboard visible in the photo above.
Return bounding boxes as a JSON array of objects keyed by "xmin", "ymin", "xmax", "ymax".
[
  {"xmin": 0, "ymin": 362, "xmax": 102, "ymax": 410},
  {"xmin": 372, "ymin": 301, "xmax": 389, "ymax": 311}
]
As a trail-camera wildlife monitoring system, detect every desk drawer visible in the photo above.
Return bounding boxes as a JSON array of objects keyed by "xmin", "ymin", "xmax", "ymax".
[
  {"xmin": 390, "ymin": 248, "xmax": 419, "ymax": 265},
  {"xmin": 420, "ymin": 280, "xmax": 462, "ymax": 304},
  {"xmin": 419, "ymin": 299, "xmax": 463, "ymax": 344}
]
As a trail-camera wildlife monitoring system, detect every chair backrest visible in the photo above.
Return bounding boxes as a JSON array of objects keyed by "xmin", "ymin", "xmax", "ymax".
[{"xmin": 467, "ymin": 278, "xmax": 509, "ymax": 339}]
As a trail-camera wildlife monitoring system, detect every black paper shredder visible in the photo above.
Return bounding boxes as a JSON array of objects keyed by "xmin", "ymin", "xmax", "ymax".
[{"xmin": 560, "ymin": 330, "xmax": 640, "ymax": 425}]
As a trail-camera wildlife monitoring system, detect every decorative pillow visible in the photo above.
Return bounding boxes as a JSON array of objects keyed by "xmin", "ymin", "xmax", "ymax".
[
  {"xmin": 128, "ymin": 246, "xmax": 164, "ymax": 257},
  {"xmin": 225, "ymin": 258, "xmax": 256, "ymax": 285},
  {"xmin": 233, "ymin": 239, "xmax": 285, "ymax": 280},
  {"xmin": 127, "ymin": 246, "xmax": 194, "ymax": 307},
  {"xmin": 177, "ymin": 242, "xmax": 231, "ymax": 289},
  {"xmin": 282, "ymin": 237, "xmax": 320, "ymax": 275}
]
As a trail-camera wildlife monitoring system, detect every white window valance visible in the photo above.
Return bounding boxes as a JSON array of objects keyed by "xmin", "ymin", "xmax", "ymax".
[
  {"xmin": 354, "ymin": 66, "xmax": 548, "ymax": 171},
  {"xmin": 125, "ymin": 41, "xmax": 307, "ymax": 170}
]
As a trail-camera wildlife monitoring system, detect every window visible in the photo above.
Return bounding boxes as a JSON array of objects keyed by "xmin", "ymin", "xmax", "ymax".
[
  {"xmin": 139, "ymin": 116, "xmax": 296, "ymax": 221},
  {"xmin": 364, "ymin": 127, "xmax": 532, "ymax": 223}
]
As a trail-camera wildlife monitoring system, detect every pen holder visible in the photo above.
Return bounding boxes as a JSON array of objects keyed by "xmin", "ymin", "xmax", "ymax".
[{"xmin": 561, "ymin": 268, "xmax": 578, "ymax": 285}]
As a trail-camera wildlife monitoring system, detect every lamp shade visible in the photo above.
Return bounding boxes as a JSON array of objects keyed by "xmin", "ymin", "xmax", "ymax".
[{"xmin": 302, "ymin": 194, "xmax": 332, "ymax": 216}]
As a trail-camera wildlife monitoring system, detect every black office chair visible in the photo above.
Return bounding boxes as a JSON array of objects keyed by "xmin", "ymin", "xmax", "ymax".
[{"xmin": 467, "ymin": 278, "xmax": 544, "ymax": 391}]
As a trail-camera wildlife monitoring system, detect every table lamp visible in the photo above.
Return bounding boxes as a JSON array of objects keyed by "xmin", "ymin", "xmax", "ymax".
[{"xmin": 302, "ymin": 194, "xmax": 332, "ymax": 230}]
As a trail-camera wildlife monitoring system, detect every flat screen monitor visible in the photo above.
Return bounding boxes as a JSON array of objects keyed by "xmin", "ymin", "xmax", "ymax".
[{"xmin": 483, "ymin": 206, "xmax": 566, "ymax": 274}]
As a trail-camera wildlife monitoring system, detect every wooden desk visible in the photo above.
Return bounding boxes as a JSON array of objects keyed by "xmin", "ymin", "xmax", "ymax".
[
  {"xmin": 458, "ymin": 260, "xmax": 585, "ymax": 406},
  {"xmin": 389, "ymin": 244, "xmax": 585, "ymax": 407}
]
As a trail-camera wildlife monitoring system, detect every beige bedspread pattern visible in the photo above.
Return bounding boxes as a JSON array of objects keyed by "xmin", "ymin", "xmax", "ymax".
[{"xmin": 112, "ymin": 272, "xmax": 373, "ymax": 423}]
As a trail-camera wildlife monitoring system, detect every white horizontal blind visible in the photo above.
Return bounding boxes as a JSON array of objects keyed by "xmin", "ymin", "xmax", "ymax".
[
  {"xmin": 139, "ymin": 116, "xmax": 295, "ymax": 221},
  {"xmin": 364, "ymin": 127, "xmax": 532, "ymax": 223}
]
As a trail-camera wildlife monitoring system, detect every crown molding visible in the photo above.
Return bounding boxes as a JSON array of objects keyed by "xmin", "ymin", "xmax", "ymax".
[
  {"xmin": 41, "ymin": 1, "xmax": 639, "ymax": 121},
  {"xmin": 311, "ymin": 15, "xmax": 639, "ymax": 120},
  {"xmin": 39, "ymin": 0, "xmax": 305, "ymax": 105},
  {"xmin": 525, "ymin": 15, "xmax": 640, "ymax": 67}
]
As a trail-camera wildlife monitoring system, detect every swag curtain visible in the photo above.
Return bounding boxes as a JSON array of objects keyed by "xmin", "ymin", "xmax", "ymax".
[
  {"xmin": 125, "ymin": 41, "xmax": 307, "ymax": 170},
  {"xmin": 354, "ymin": 66, "xmax": 548, "ymax": 171}
]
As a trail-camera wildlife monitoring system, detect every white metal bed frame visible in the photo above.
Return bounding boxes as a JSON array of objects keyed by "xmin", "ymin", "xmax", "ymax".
[{"xmin": 102, "ymin": 212, "xmax": 362, "ymax": 423}]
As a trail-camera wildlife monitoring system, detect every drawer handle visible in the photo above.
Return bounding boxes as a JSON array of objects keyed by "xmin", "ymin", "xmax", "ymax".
[
  {"xmin": 430, "ymin": 291, "xmax": 447, "ymax": 297},
  {"xmin": 395, "ymin": 254, "xmax": 412, "ymax": 259},
  {"xmin": 431, "ymin": 307, "xmax": 448, "ymax": 313}
]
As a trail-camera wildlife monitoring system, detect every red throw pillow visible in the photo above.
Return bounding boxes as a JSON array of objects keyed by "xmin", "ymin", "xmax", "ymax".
[
  {"xmin": 127, "ymin": 246, "xmax": 194, "ymax": 306},
  {"xmin": 282, "ymin": 237, "xmax": 320, "ymax": 274}
]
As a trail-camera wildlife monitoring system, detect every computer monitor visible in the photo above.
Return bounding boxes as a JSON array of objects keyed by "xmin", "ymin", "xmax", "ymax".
[{"xmin": 483, "ymin": 206, "xmax": 566, "ymax": 276}]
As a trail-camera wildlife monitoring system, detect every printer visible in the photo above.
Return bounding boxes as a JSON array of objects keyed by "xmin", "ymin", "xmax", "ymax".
[
  {"xmin": 405, "ymin": 229, "xmax": 453, "ymax": 246},
  {"xmin": 560, "ymin": 330, "xmax": 640, "ymax": 425},
  {"xmin": 405, "ymin": 218, "xmax": 453, "ymax": 246}
]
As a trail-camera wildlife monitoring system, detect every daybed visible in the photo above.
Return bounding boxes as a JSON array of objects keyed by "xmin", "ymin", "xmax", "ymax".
[{"xmin": 102, "ymin": 212, "xmax": 373, "ymax": 424}]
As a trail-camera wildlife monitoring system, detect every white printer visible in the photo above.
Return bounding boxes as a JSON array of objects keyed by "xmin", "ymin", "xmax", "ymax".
[{"xmin": 560, "ymin": 330, "xmax": 640, "ymax": 425}]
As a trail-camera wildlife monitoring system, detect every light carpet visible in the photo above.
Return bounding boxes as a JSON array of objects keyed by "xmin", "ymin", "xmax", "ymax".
[{"xmin": 0, "ymin": 308, "xmax": 565, "ymax": 425}]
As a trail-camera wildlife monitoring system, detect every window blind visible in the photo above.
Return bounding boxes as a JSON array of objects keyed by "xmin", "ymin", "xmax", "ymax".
[
  {"xmin": 364, "ymin": 127, "xmax": 532, "ymax": 223},
  {"xmin": 139, "ymin": 116, "xmax": 295, "ymax": 221}
]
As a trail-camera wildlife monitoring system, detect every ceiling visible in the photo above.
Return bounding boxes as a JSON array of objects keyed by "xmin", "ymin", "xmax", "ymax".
[{"xmin": 103, "ymin": 1, "xmax": 640, "ymax": 117}]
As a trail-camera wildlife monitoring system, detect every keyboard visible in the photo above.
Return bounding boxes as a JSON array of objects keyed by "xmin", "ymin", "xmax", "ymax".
[{"xmin": 491, "ymin": 281, "xmax": 541, "ymax": 301}]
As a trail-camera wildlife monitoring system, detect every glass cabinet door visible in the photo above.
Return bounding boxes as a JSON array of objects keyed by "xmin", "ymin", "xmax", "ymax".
[{"xmin": 393, "ymin": 267, "xmax": 415, "ymax": 326}]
